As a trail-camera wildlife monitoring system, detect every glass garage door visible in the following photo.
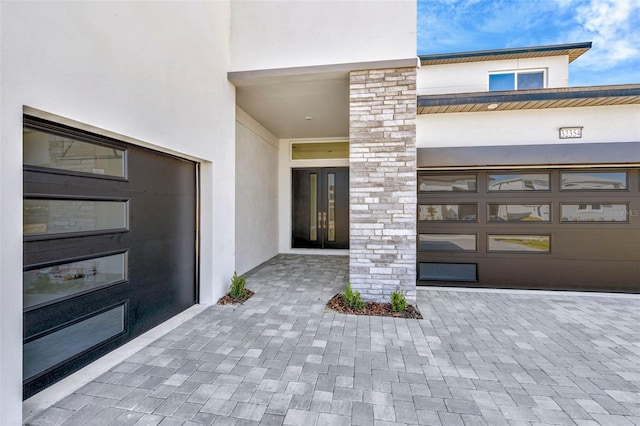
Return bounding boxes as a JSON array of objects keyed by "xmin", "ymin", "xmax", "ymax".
[
  {"xmin": 417, "ymin": 169, "xmax": 640, "ymax": 291},
  {"xmin": 23, "ymin": 117, "xmax": 198, "ymax": 397}
]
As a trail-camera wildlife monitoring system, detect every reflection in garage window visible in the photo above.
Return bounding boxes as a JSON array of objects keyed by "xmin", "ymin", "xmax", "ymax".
[
  {"xmin": 488, "ymin": 173, "xmax": 549, "ymax": 191},
  {"xmin": 23, "ymin": 199, "xmax": 128, "ymax": 236},
  {"xmin": 23, "ymin": 128, "xmax": 125, "ymax": 177},
  {"xmin": 418, "ymin": 175, "xmax": 476, "ymax": 192},
  {"xmin": 23, "ymin": 252, "xmax": 127, "ymax": 309},
  {"xmin": 419, "ymin": 204, "xmax": 477, "ymax": 221},
  {"xmin": 561, "ymin": 172, "xmax": 627, "ymax": 190},
  {"xmin": 488, "ymin": 235, "xmax": 550, "ymax": 252},
  {"xmin": 23, "ymin": 304, "xmax": 125, "ymax": 380},
  {"xmin": 488, "ymin": 204, "xmax": 550, "ymax": 222},
  {"xmin": 419, "ymin": 234, "xmax": 476, "ymax": 252},
  {"xmin": 561, "ymin": 204, "xmax": 628, "ymax": 222}
]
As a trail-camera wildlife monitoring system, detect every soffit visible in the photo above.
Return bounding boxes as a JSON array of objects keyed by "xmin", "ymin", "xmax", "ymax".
[
  {"xmin": 229, "ymin": 58, "xmax": 419, "ymax": 139},
  {"xmin": 418, "ymin": 85, "xmax": 640, "ymax": 114},
  {"xmin": 419, "ymin": 42, "xmax": 592, "ymax": 66}
]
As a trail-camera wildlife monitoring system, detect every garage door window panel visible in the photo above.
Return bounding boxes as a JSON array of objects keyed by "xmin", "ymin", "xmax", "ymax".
[
  {"xmin": 561, "ymin": 172, "xmax": 628, "ymax": 190},
  {"xmin": 419, "ymin": 263, "xmax": 477, "ymax": 282},
  {"xmin": 418, "ymin": 174, "xmax": 477, "ymax": 192},
  {"xmin": 23, "ymin": 304, "xmax": 126, "ymax": 381},
  {"xmin": 24, "ymin": 198, "xmax": 128, "ymax": 238},
  {"xmin": 488, "ymin": 234, "xmax": 551, "ymax": 253},
  {"xmin": 23, "ymin": 127, "xmax": 126, "ymax": 179},
  {"xmin": 488, "ymin": 204, "xmax": 550, "ymax": 222},
  {"xmin": 488, "ymin": 173, "xmax": 550, "ymax": 191},
  {"xmin": 561, "ymin": 203, "xmax": 629, "ymax": 222},
  {"xmin": 23, "ymin": 252, "xmax": 128, "ymax": 310},
  {"xmin": 419, "ymin": 204, "xmax": 478, "ymax": 222},
  {"xmin": 419, "ymin": 234, "xmax": 477, "ymax": 252}
]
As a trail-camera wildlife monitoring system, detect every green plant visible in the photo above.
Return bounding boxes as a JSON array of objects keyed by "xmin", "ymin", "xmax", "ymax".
[
  {"xmin": 390, "ymin": 289, "xmax": 407, "ymax": 312},
  {"xmin": 229, "ymin": 271, "xmax": 247, "ymax": 299},
  {"xmin": 343, "ymin": 283, "xmax": 364, "ymax": 310}
]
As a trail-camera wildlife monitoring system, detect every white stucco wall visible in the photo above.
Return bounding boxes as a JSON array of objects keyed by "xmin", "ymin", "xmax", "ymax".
[
  {"xmin": 0, "ymin": 2, "xmax": 235, "ymax": 423},
  {"xmin": 277, "ymin": 138, "xmax": 349, "ymax": 255},
  {"xmin": 418, "ymin": 56, "xmax": 569, "ymax": 95},
  {"xmin": 417, "ymin": 105, "xmax": 640, "ymax": 148},
  {"xmin": 230, "ymin": 0, "xmax": 417, "ymax": 71},
  {"xmin": 235, "ymin": 108, "xmax": 279, "ymax": 275}
]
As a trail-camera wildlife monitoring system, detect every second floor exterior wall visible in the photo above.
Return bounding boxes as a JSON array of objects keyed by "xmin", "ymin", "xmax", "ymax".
[{"xmin": 418, "ymin": 56, "xmax": 569, "ymax": 95}]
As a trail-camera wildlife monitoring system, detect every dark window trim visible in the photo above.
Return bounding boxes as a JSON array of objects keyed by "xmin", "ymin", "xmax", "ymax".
[
  {"xmin": 23, "ymin": 250, "xmax": 129, "ymax": 312},
  {"xmin": 24, "ymin": 116, "xmax": 129, "ymax": 181},
  {"xmin": 560, "ymin": 170, "xmax": 629, "ymax": 192},
  {"xmin": 418, "ymin": 203, "xmax": 479, "ymax": 223},
  {"xmin": 559, "ymin": 202, "xmax": 630, "ymax": 224},
  {"xmin": 23, "ymin": 301, "xmax": 128, "ymax": 383},
  {"xmin": 417, "ymin": 173, "xmax": 479, "ymax": 193},
  {"xmin": 487, "ymin": 234, "xmax": 552, "ymax": 254},
  {"xmin": 24, "ymin": 194, "xmax": 130, "ymax": 241},
  {"xmin": 487, "ymin": 172, "xmax": 551, "ymax": 193},
  {"xmin": 487, "ymin": 203, "xmax": 552, "ymax": 223},
  {"xmin": 418, "ymin": 233, "xmax": 478, "ymax": 253},
  {"xmin": 417, "ymin": 262, "xmax": 478, "ymax": 282}
]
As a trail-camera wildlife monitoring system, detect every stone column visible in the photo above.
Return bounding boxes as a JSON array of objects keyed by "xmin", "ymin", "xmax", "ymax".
[{"xmin": 349, "ymin": 67, "xmax": 417, "ymax": 302}]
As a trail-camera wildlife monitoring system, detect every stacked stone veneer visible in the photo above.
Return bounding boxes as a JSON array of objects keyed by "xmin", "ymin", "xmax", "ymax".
[{"xmin": 349, "ymin": 67, "xmax": 417, "ymax": 302}]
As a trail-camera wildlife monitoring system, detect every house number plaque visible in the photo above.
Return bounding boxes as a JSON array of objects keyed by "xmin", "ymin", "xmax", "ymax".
[{"xmin": 559, "ymin": 127, "xmax": 583, "ymax": 139}]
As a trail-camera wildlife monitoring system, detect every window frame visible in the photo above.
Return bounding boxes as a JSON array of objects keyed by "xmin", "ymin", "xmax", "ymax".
[
  {"xmin": 487, "ymin": 234, "xmax": 552, "ymax": 254},
  {"xmin": 560, "ymin": 171, "xmax": 629, "ymax": 191},
  {"xmin": 23, "ymin": 250, "xmax": 129, "ymax": 311},
  {"xmin": 418, "ymin": 233, "xmax": 478, "ymax": 253},
  {"xmin": 418, "ymin": 173, "xmax": 478, "ymax": 193},
  {"xmin": 23, "ymin": 195, "xmax": 130, "ymax": 241},
  {"xmin": 23, "ymin": 116, "xmax": 129, "ymax": 182},
  {"xmin": 488, "ymin": 69, "xmax": 547, "ymax": 91}
]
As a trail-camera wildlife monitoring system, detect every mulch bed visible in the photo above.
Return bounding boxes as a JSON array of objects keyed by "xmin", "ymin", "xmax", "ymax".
[
  {"xmin": 217, "ymin": 290, "xmax": 255, "ymax": 305},
  {"xmin": 326, "ymin": 294, "xmax": 423, "ymax": 319}
]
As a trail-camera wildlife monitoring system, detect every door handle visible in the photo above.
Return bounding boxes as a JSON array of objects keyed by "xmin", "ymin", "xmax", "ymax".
[
  {"xmin": 318, "ymin": 212, "xmax": 322, "ymax": 230},
  {"xmin": 322, "ymin": 212, "xmax": 327, "ymax": 229}
]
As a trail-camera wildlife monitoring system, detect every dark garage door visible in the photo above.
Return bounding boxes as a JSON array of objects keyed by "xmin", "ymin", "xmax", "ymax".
[
  {"xmin": 417, "ymin": 168, "xmax": 640, "ymax": 292},
  {"xmin": 22, "ymin": 117, "xmax": 198, "ymax": 397}
]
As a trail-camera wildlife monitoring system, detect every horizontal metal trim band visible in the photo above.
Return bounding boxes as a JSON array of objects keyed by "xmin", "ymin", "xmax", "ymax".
[{"xmin": 417, "ymin": 142, "xmax": 640, "ymax": 169}]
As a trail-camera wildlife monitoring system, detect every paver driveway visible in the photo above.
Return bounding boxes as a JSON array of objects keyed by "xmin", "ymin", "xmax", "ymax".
[{"xmin": 27, "ymin": 254, "xmax": 640, "ymax": 425}]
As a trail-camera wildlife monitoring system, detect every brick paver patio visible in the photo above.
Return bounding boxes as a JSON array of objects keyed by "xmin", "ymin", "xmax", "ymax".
[{"xmin": 26, "ymin": 254, "xmax": 640, "ymax": 425}]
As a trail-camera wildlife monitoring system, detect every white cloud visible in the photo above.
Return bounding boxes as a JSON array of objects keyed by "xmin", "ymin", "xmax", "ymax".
[{"xmin": 563, "ymin": 0, "xmax": 640, "ymax": 71}]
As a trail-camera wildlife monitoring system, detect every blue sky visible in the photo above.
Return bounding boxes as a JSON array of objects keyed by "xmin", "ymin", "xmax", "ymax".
[{"xmin": 417, "ymin": 0, "xmax": 640, "ymax": 86}]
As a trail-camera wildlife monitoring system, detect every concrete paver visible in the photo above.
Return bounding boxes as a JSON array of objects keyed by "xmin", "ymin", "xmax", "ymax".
[{"xmin": 26, "ymin": 254, "xmax": 640, "ymax": 425}]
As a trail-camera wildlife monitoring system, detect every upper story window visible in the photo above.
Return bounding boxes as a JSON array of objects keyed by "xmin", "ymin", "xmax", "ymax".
[{"xmin": 489, "ymin": 70, "xmax": 545, "ymax": 91}]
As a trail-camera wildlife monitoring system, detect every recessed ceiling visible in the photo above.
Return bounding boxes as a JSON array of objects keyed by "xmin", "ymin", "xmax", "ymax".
[
  {"xmin": 233, "ymin": 71, "xmax": 349, "ymax": 139},
  {"xmin": 229, "ymin": 58, "xmax": 419, "ymax": 140}
]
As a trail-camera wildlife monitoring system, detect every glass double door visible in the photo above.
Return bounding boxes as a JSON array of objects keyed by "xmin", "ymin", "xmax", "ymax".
[{"xmin": 292, "ymin": 168, "xmax": 349, "ymax": 249}]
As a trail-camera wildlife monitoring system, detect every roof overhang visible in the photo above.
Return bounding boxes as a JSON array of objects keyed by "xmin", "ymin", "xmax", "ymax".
[
  {"xmin": 418, "ymin": 85, "xmax": 640, "ymax": 114},
  {"xmin": 419, "ymin": 42, "xmax": 592, "ymax": 66},
  {"xmin": 228, "ymin": 58, "xmax": 419, "ymax": 139}
]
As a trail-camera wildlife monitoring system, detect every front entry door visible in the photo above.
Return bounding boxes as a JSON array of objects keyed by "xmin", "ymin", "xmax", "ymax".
[{"xmin": 292, "ymin": 168, "xmax": 349, "ymax": 249}]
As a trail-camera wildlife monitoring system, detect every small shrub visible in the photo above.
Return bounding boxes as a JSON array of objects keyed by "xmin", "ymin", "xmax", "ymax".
[
  {"xmin": 229, "ymin": 271, "xmax": 247, "ymax": 299},
  {"xmin": 390, "ymin": 289, "xmax": 407, "ymax": 312},
  {"xmin": 343, "ymin": 283, "xmax": 364, "ymax": 310}
]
